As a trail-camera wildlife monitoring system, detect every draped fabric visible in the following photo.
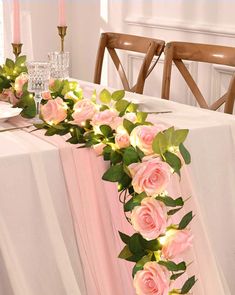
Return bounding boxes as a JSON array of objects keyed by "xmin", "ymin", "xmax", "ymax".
[{"xmin": 1, "ymin": 81, "xmax": 235, "ymax": 294}]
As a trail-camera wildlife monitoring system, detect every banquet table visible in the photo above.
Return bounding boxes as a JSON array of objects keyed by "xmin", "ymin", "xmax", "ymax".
[{"xmin": 0, "ymin": 80, "xmax": 235, "ymax": 295}]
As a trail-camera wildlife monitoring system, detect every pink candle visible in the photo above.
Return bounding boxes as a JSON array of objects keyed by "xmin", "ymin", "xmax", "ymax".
[
  {"xmin": 13, "ymin": 0, "xmax": 21, "ymax": 44},
  {"xmin": 58, "ymin": 0, "xmax": 66, "ymax": 26}
]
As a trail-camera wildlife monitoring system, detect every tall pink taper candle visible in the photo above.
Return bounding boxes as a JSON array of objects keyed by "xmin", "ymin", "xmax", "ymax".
[
  {"xmin": 58, "ymin": 0, "xmax": 66, "ymax": 26},
  {"xmin": 13, "ymin": 0, "xmax": 21, "ymax": 44}
]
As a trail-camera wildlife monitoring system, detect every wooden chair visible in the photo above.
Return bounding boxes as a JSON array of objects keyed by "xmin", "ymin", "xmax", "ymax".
[
  {"xmin": 94, "ymin": 32, "xmax": 165, "ymax": 94},
  {"xmin": 161, "ymin": 41, "xmax": 235, "ymax": 114}
]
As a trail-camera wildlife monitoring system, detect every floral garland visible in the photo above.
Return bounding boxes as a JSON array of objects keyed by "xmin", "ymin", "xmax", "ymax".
[{"xmin": 0, "ymin": 56, "xmax": 196, "ymax": 295}]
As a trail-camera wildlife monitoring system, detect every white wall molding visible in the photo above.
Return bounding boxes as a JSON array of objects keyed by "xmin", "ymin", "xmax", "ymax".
[
  {"xmin": 124, "ymin": 16, "xmax": 235, "ymax": 38},
  {"xmin": 126, "ymin": 53, "xmax": 197, "ymax": 105}
]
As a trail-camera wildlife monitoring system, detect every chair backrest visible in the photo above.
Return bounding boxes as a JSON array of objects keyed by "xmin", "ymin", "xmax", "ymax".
[
  {"xmin": 94, "ymin": 32, "xmax": 165, "ymax": 94},
  {"xmin": 161, "ymin": 41, "xmax": 235, "ymax": 114}
]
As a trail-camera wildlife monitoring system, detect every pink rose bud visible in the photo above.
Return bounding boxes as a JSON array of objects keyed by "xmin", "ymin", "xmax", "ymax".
[
  {"xmin": 71, "ymin": 99, "xmax": 96, "ymax": 126},
  {"xmin": 134, "ymin": 261, "xmax": 170, "ymax": 295},
  {"xmin": 162, "ymin": 229, "xmax": 193, "ymax": 260},
  {"xmin": 115, "ymin": 132, "xmax": 130, "ymax": 149},
  {"xmin": 14, "ymin": 73, "xmax": 28, "ymax": 96},
  {"xmin": 130, "ymin": 125, "xmax": 166, "ymax": 155},
  {"xmin": 42, "ymin": 91, "xmax": 52, "ymax": 100},
  {"xmin": 41, "ymin": 97, "xmax": 67, "ymax": 125},
  {"xmin": 93, "ymin": 143, "xmax": 106, "ymax": 156},
  {"xmin": 128, "ymin": 157, "xmax": 171, "ymax": 196},
  {"xmin": 131, "ymin": 197, "xmax": 167, "ymax": 240}
]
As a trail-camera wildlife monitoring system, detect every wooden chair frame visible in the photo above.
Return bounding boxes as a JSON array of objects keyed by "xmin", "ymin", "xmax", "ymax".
[
  {"xmin": 94, "ymin": 32, "xmax": 165, "ymax": 94},
  {"xmin": 161, "ymin": 41, "xmax": 235, "ymax": 114}
]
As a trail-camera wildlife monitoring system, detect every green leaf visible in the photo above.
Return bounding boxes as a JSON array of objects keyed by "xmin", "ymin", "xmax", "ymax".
[
  {"xmin": 128, "ymin": 233, "xmax": 144, "ymax": 254},
  {"xmin": 152, "ymin": 132, "xmax": 168, "ymax": 155},
  {"xmin": 132, "ymin": 255, "xmax": 152, "ymax": 277},
  {"xmin": 119, "ymin": 231, "xmax": 131, "ymax": 244},
  {"xmin": 18, "ymin": 93, "xmax": 36, "ymax": 118},
  {"xmin": 171, "ymin": 271, "xmax": 185, "ymax": 280},
  {"xmin": 124, "ymin": 192, "xmax": 147, "ymax": 212},
  {"xmin": 118, "ymin": 245, "xmax": 133, "ymax": 260},
  {"xmin": 110, "ymin": 151, "xmax": 123, "ymax": 165},
  {"xmin": 136, "ymin": 146, "xmax": 145, "ymax": 160},
  {"xmin": 6, "ymin": 58, "xmax": 15, "ymax": 69},
  {"xmin": 180, "ymin": 276, "xmax": 196, "ymax": 294},
  {"xmin": 100, "ymin": 89, "xmax": 111, "ymax": 104},
  {"xmin": 172, "ymin": 129, "xmax": 189, "ymax": 146},
  {"xmin": 155, "ymin": 196, "xmax": 184, "ymax": 207},
  {"xmin": 111, "ymin": 90, "xmax": 125, "ymax": 101},
  {"xmin": 45, "ymin": 127, "xmax": 58, "ymax": 136},
  {"xmin": 118, "ymin": 173, "xmax": 132, "ymax": 191},
  {"xmin": 167, "ymin": 207, "xmax": 183, "ymax": 216},
  {"xmin": 123, "ymin": 147, "xmax": 139, "ymax": 166},
  {"xmin": 141, "ymin": 238, "xmax": 161, "ymax": 251},
  {"xmin": 99, "ymin": 104, "xmax": 109, "ymax": 111},
  {"xmin": 100, "ymin": 124, "xmax": 113, "ymax": 137},
  {"xmin": 164, "ymin": 151, "xmax": 182, "ymax": 173},
  {"xmin": 178, "ymin": 211, "xmax": 193, "ymax": 230},
  {"xmin": 179, "ymin": 143, "xmax": 191, "ymax": 164},
  {"xmin": 137, "ymin": 112, "xmax": 148, "ymax": 123},
  {"xmin": 164, "ymin": 126, "xmax": 175, "ymax": 146},
  {"xmin": 15, "ymin": 55, "xmax": 26, "ymax": 67},
  {"xmin": 123, "ymin": 119, "xmax": 135, "ymax": 135},
  {"xmin": 115, "ymin": 99, "xmax": 130, "ymax": 113},
  {"xmin": 102, "ymin": 164, "xmax": 124, "ymax": 182},
  {"xmin": 127, "ymin": 103, "xmax": 138, "ymax": 112},
  {"xmin": 159, "ymin": 261, "xmax": 186, "ymax": 272}
]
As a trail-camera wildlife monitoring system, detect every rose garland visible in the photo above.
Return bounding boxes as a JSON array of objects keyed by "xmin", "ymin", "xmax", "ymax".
[{"xmin": 0, "ymin": 56, "xmax": 196, "ymax": 295}]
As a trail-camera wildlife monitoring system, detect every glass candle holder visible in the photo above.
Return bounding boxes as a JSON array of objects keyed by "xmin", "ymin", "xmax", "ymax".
[
  {"xmin": 27, "ymin": 61, "xmax": 50, "ymax": 122},
  {"xmin": 48, "ymin": 51, "xmax": 69, "ymax": 79}
]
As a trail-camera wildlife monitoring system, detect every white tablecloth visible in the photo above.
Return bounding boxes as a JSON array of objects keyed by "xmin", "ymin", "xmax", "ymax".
[
  {"xmin": 0, "ymin": 126, "xmax": 86, "ymax": 295},
  {"xmin": 0, "ymin": 81, "xmax": 235, "ymax": 295}
]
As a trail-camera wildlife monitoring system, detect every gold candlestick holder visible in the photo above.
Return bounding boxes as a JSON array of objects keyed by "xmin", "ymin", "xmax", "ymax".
[
  {"xmin": 11, "ymin": 43, "xmax": 23, "ymax": 59},
  {"xmin": 57, "ymin": 26, "xmax": 67, "ymax": 52}
]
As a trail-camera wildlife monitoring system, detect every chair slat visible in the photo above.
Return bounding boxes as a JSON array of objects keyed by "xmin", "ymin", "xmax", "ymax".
[
  {"xmin": 94, "ymin": 32, "xmax": 165, "ymax": 94},
  {"xmin": 162, "ymin": 41, "xmax": 235, "ymax": 114}
]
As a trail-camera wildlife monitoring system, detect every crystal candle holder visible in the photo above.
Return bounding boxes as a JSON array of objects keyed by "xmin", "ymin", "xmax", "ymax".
[
  {"xmin": 27, "ymin": 61, "xmax": 51, "ymax": 122},
  {"xmin": 48, "ymin": 51, "xmax": 69, "ymax": 79}
]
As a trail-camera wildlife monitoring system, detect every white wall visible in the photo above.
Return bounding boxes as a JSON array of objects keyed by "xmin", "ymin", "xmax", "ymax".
[
  {"xmin": 67, "ymin": 0, "xmax": 235, "ymax": 113},
  {"xmin": 3, "ymin": 0, "xmax": 235, "ymax": 111}
]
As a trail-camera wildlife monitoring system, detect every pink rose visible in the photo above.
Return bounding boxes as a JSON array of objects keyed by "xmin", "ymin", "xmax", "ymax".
[
  {"xmin": 115, "ymin": 132, "xmax": 130, "ymax": 149},
  {"xmin": 41, "ymin": 97, "xmax": 67, "ymax": 124},
  {"xmin": 14, "ymin": 73, "xmax": 28, "ymax": 96},
  {"xmin": 42, "ymin": 91, "xmax": 52, "ymax": 100},
  {"xmin": 91, "ymin": 109, "xmax": 120, "ymax": 130},
  {"xmin": 0, "ymin": 88, "xmax": 18, "ymax": 106},
  {"xmin": 93, "ymin": 142, "xmax": 106, "ymax": 156},
  {"xmin": 130, "ymin": 125, "xmax": 166, "ymax": 155},
  {"xmin": 71, "ymin": 99, "xmax": 96, "ymax": 126},
  {"xmin": 131, "ymin": 197, "xmax": 167, "ymax": 240},
  {"xmin": 134, "ymin": 262, "xmax": 170, "ymax": 295},
  {"xmin": 128, "ymin": 157, "xmax": 171, "ymax": 196},
  {"xmin": 162, "ymin": 229, "xmax": 193, "ymax": 260}
]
